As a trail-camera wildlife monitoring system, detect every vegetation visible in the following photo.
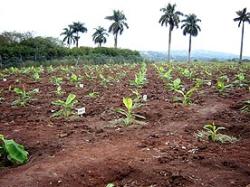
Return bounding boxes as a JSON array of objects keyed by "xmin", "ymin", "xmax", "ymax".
[
  {"xmin": 159, "ymin": 3, "xmax": 183, "ymax": 62},
  {"xmin": 241, "ymin": 100, "xmax": 250, "ymax": 113},
  {"xmin": 105, "ymin": 10, "xmax": 129, "ymax": 48},
  {"xmin": 174, "ymin": 86, "xmax": 197, "ymax": 105},
  {"xmin": 51, "ymin": 93, "xmax": 78, "ymax": 118},
  {"xmin": 130, "ymin": 63, "xmax": 147, "ymax": 88},
  {"xmin": 0, "ymin": 32, "xmax": 142, "ymax": 68},
  {"xmin": 61, "ymin": 22, "xmax": 88, "ymax": 48},
  {"xmin": 61, "ymin": 28, "xmax": 75, "ymax": 48},
  {"xmin": 181, "ymin": 14, "xmax": 201, "ymax": 63},
  {"xmin": 12, "ymin": 87, "xmax": 39, "ymax": 106},
  {"xmin": 92, "ymin": 26, "xmax": 109, "ymax": 47},
  {"xmin": 0, "ymin": 134, "xmax": 29, "ymax": 165},
  {"xmin": 233, "ymin": 8, "xmax": 250, "ymax": 64},
  {"xmin": 116, "ymin": 97, "xmax": 145, "ymax": 126},
  {"xmin": 197, "ymin": 122, "xmax": 237, "ymax": 143}
]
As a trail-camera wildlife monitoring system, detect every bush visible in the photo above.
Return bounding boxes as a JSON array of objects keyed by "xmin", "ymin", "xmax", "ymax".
[{"xmin": 0, "ymin": 32, "xmax": 142, "ymax": 68}]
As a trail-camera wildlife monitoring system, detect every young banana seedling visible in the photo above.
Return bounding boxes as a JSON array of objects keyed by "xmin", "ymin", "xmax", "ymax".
[
  {"xmin": 0, "ymin": 134, "xmax": 29, "ymax": 165},
  {"xmin": 216, "ymin": 75, "xmax": 231, "ymax": 93},
  {"xmin": 12, "ymin": 87, "xmax": 39, "ymax": 106},
  {"xmin": 32, "ymin": 72, "xmax": 40, "ymax": 82},
  {"xmin": 54, "ymin": 85, "xmax": 65, "ymax": 96},
  {"xmin": 99, "ymin": 74, "xmax": 112, "ymax": 87},
  {"xmin": 69, "ymin": 74, "xmax": 82, "ymax": 87},
  {"xmin": 130, "ymin": 63, "xmax": 147, "ymax": 88},
  {"xmin": 181, "ymin": 68, "xmax": 193, "ymax": 79},
  {"xmin": 51, "ymin": 76, "xmax": 63, "ymax": 86},
  {"xmin": 196, "ymin": 122, "xmax": 237, "ymax": 143},
  {"xmin": 168, "ymin": 78, "xmax": 183, "ymax": 92},
  {"xmin": 174, "ymin": 87, "xmax": 197, "ymax": 105},
  {"xmin": 87, "ymin": 91, "xmax": 99, "ymax": 98},
  {"xmin": 116, "ymin": 97, "xmax": 145, "ymax": 126},
  {"xmin": 51, "ymin": 93, "xmax": 78, "ymax": 118},
  {"xmin": 233, "ymin": 73, "xmax": 248, "ymax": 88}
]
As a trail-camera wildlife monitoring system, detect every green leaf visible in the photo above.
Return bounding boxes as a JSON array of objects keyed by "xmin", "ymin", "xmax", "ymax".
[
  {"xmin": 106, "ymin": 183, "xmax": 115, "ymax": 187},
  {"xmin": 115, "ymin": 108, "xmax": 127, "ymax": 116},
  {"xmin": 1, "ymin": 138, "xmax": 28, "ymax": 165},
  {"xmin": 14, "ymin": 88, "xmax": 24, "ymax": 94},
  {"xmin": 123, "ymin": 97, "xmax": 133, "ymax": 111},
  {"xmin": 52, "ymin": 100, "xmax": 65, "ymax": 106},
  {"xmin": 186, "ymin": 87, "xmax": 197, "ymax": 97},
  {"xmin": 65, "ymin": 94, "xmax": 77, "ymax": 105}
]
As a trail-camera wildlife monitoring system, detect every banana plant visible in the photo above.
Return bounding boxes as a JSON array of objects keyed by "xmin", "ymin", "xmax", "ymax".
[
  {"xmin": 46, "ymin": 65, "xmax": 54, "ymax": 73},
  {"xmin": 181, "ymin": 68, "xmax": 193, "ymax": 79},
  {"xmin": 233, "ymin": 73, "xmax": 248, "ymax": 88},
  {"xmin": 69, "ymin": 74, "xmax": 82, "ymax": 86},
  {"xmin": 130, "ymin": 64, "xmax": 147, "ymax": 88},
  {"xmin": 51, "ymin": 76, "xmax": 63, "ymax": 86},
  {"xmin": 130, "ymin": 73, "xmax": 146, "ymax": 88},
  {"xmin": 51, "ymin": 93, "xmax": 78, "ymax": 118},
  {"xmin": 54, "ymin": 86, "xmax": 65, "ymax": 96},
  {"xmin": 162, "ymin": 68, "xmax": 173, "ymax": 80},
  {"xmin": 32, "ymin": 72, "xmax": 40, "ymax": 81},
  {"xmin": 12, "ymin": 87, "xmax": 39, "ymax": 106},
  {"xmin": 131, "ymin": 89, "xmax": 142, "ymax": 103},
  {"xmin": 196, "ymin": 122, "xmax": 237, "ymax": 143},
  {"xmin": 99, "ymin": 74, "xmax": 112, "ymax": 87},
  {"xmin": 204, "ymin": 123, "xmax": 225, "ymax": 142},
  {"xmin": 0, "ymin": 134, "xmax": 29, "ymax": 165},
  {"xmin": 168, "ymin": 78, "xmax": 183, "ymax": 92},
  {"xmin": 87, "ymin": 92, "xmax": 99, "ymax": 98},
  {"xmin": 116, "ymin": 97, "xmax": 145, "ymax": 126},
  {"xmin": 215, "ymin": 79, "xmax": 231, "ymax": 93},
  {"xmin": 174, "ymin": 87, "xmax": 197, "ymax": 105}
]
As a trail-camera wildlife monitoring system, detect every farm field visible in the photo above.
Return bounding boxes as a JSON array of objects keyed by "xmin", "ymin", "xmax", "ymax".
[{"xmin": 0, "ymin": 63, "xmax": 250, "ymax": 187}]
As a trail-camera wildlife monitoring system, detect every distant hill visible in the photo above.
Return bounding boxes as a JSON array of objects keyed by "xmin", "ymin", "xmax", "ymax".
[{"xmin": 140, "ymin": 50, "xmax": 250, "ymax": 62}]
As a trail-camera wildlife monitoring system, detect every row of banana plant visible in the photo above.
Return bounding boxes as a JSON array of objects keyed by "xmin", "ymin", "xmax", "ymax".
[
  {"xmin": 0, "ymin": 63, "xmax": 249, "ymax": 167},
  {"xmin": 154, "ymin": 63, "xmax": 250, "ymax": 105}
]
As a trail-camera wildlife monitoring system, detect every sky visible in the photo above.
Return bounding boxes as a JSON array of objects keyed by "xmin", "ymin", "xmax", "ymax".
[{"xmin": 1, "ymin": 0, "xmax": 250, "ymax": 56}]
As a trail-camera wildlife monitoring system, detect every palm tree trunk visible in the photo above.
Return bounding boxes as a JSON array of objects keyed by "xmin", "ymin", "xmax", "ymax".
[
  {"xmin": 239, "ymin": 22, "xmax": 244, "ymax": 64},
  {"xmin": 188, "ymin": 34, "xmax": 192, "ymax": 63},
  {"xmin": 167, "ymin": 27, "xmax": 172, "ymax": 63},
  {"xmin": 114, "ymin": 33, "xmax": 118, "ymax": 48},
  {"xmin": 76, "ymin": 32, "xmax": 79, "ymax": 48}
]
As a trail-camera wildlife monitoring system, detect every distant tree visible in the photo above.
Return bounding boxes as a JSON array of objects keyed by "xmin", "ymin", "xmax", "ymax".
[
  {"xmin": 60, "ymin": 27, "xmax": 75, "ymax": 47},
  {"xmin": 105, "ymin": 10, "xmax": 129, "ymax": 48},
  {"xmin": 0, "ymin": 31, "xmax": 33, "ymax": 44},
  {"xmin": 69, "ymin": 22, "xmax": 88, "ymax": 48},
  {"xmin": 92, "ymin": 26, "xmax": 109, "ymax": 47},
  {"xmin": 159, "ymin": 3, "xmax": 183, "ymax": 62},
  {"xmin": 181, "ymin": 14, "xmax": 201, "ymax": 63},
  {"xmin": 233, "ymin": 7, "xmax": 250, "ymax": 64}
]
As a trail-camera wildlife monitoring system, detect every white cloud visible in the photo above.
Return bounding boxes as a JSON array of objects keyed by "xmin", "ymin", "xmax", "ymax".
[{"xmin": 0, "ymin": 0, "xmax": 250, "ymax": 56}]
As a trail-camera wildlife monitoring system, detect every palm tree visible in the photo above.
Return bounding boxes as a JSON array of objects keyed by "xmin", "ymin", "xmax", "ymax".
[
  {"xmin": 60, "ymin": 27, "xmax": 75, "ymax": 47},
  {"xmin": 234, "ymin": 8, "xmax": 250, "ymax": 64},
  {"xmin": 92, "ymin": 26, "xmax": 109, "ymax": 47},
  {"xmin": 159, "ymin": 3, "xmax": 183, "ymax": 62},
  {"xmin": 181, "ymin": 14, "xmax": 201, "ymax": 63},
  {"xmin": 105, "ymin": 10, "xmax": 129, "ymax": 48},
  {"xmin": 69, "ymin": 22, "xmax": 88, "ymax": 48}
]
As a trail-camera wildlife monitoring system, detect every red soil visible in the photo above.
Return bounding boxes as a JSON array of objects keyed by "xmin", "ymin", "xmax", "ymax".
[{"xmin": 0, "ymin": 64, "xmax": 249, "ymax": 187}]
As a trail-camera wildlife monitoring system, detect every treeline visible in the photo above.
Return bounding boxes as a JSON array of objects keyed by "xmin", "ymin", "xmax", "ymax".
[{"xmin": 0, "ymin": 31, "xmax": 142, "ymax": 68}]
